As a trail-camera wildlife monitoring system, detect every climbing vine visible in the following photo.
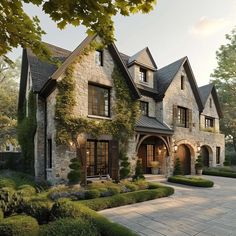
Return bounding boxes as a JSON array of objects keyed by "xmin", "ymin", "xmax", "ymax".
[
  {"xmin": 55, "ymin": 46, "xmax": 140, "ymax": 179},
  {"xmin": 17, "ymin": 90, "xmax": 37, "ymax": 174}
]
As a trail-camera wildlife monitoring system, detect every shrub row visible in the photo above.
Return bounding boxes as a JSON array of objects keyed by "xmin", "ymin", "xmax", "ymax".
[
  {"xmin": 50, "ymin": 199, "xmax": 138, "ymax": 236},
  {"xmin": 0, "ymin": 215, "xmax": 39, "ymax": 236},
  {"xmin": 80, "ymin": 186, "xmax": 174, "ymax": 211},
  {"xmin": 203, "ymin": 170, "xmax": 236, "ymax": 178},
  {"xmin": 168, "ymin": 176, "xmax": 214, "ymax": 187}
]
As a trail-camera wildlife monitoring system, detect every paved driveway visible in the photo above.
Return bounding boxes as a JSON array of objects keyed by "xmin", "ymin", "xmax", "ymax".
[{"xmin": 100, "ymin": 176, "xmax": 236, "ymax": 236}]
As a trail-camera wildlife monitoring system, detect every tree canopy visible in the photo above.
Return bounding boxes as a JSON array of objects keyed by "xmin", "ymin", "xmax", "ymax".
[
  {"xmin": 0, "ymin": 0, "xmax": 157, "ymax": 62},
  {"xmin": 211, "ymin": 28, "xmax": 236, "ymax": 153},
  {"xmin": 0, "ymin": 57, "xmax": 20, "ymax": 150}
]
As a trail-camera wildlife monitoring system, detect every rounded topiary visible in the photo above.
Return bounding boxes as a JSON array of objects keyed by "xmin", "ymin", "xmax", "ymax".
[
  {"xmin": 0, "ymin": 215, "xmax": 39, "ymax": 236},
  {"xmin": 119, "ymin": 152, "xmax": 130, "ymax": 179},
  {"xmin": 133, "ymin": 159, "xmax": 145, "ymax": 180},
  {"xmin": 84, "ymin": 190, "xmax": 100, "ymax": 199},
  {"xmin": 67, "ymin": 158, "xmax": 81, "ymax": 185},
  {"xmin": 173, "ymin": 157, "xmax": 183, "ymax": 175},
  {"xmin": 195, "ymin": 155, "xmax": 203, "ymax": 170},
  {"xmin": 39, "ymin": 217, "xmax": 98, "ymax": 236}
]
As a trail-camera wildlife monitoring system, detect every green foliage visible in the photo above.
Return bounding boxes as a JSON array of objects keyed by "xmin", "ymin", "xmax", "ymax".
[
  {"xmin": 17, "ymin": 185, "xmax": 36, "ymax": 197},
  {"xmin": 195, "ymin": 155, "xmax": 204, "ymax": 169},
  {"xmin": 133, "ymin": 159, "xmax": 145, "ymax": 180},
  {"xmin": 123, "ymin": 182, "xmax": 138, "ymax": 192},
  {"xmin": 0, "ymin": 208, "xmax": 3, "ymax": 220},
  {"xmin": 119, "ymin": 153, "xmax": 131, "ymax": 179},
  {"xmin": 68, "ymin": 158, "xmax": 81, "ymax": 185},
  {"xmin": 211, "ymin": 28, "xmax": 236, "ymax": 154},
  {"xmin": 168, "ymin": 176, "xmax": 214, "ymax": 187},
  {"xmin": 17, "ymin": 90, "xmax": 37, "ymax": 174},
  {"xmin": 203, "ymin": 168, "xmax": 236, "ymax": 178},
  {"xmin": 51, "ymin": 199, "xmax": 139, "ymax": 236},
  {"xmin": 20, "ymin": 198, "xmax": 53, "ymax": 224},
  {"xmin": 39, "ymin": 217, "xmax": 99, "ymax": 236},
  {"xmin": 223, "ymin": 156, "xmax": 231, "ymax": 166},
  {"xmin": 0, "ymin": 215, "xmax": 39, "ymax": 236},
  {"xmin": 81, "ymin": 187, "xmax": 174, "ymax": 211},
  {"xmin": 84, "ymin": 190, "xmax": 100, "ymax": 199},
  {"xmin": 147, "ymin": 182, "xmax": 162, "ymax": 189},
  {"xmin": 173, "ymin": 157, "xmax": 183, "ymax": 175},
  {"xmin": 0, "ymin": 179, "xmax": 16, "ymax": 189}
]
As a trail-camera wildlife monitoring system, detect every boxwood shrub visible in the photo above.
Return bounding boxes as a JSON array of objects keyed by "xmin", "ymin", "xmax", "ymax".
[
  {"xmin": 0, "ymin": 215, "xmax": 39, "ymax": 236},
  {"xmin": 50, "ymin": 199, "xmax": 138, "ymax": 236},
  {"xmin": 203, "ymin": 169, "xmax": 236, "ymax": 178},
  {"xmin": 80, "ymin": 186, "xmax": 174, "ymax": 211},
  {"xmin": 39, "ymin": 217, "xmax": 99, "ymax": 236},
  {"xmin": 84, "ymin": 190, "xmax": 100, "ymax": 199},
  {"xmin": 168, "ymin": 176, "xmax": 214, "ymax": 187}
]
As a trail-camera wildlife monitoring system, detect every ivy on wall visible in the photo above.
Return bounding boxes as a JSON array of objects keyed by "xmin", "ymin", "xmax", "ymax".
[
  {"xmin": 55, "ymin": 46, "xmax": 140, "ymax": 179},
  {"xmin": 17, "ymin": 90, "xmax": 37, "ymax": 175}
]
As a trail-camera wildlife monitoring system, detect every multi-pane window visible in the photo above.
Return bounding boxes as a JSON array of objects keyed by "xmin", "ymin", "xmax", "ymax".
[
  {"xmin": 95, "ymin": 50, "xmax": 103, "ymax": 66},
  {"xmin": 216, "ymin": 147, "xmax": 221, "ymax": 164},
  {"xmin": 88, "ymin": 84, "xmax": 110, "ymax": 117},
  {"xmin": 47, "ymin": 139, "xmax": 52, "ymax": 168},
  {"xmin": 181, "ymin": 75, "xmax": 185, "ymax": 90},
  {"xmin": 205, "ymin": 117, "xmax": 214, "ymax": 128},
  {"xmin": 147, "ymin": 145, "xmax": 154, "ymax": 167},
  {"xmin": 177, "ymin": 106, "xmax": 187, "ymax": 127},
  {"xmin": 86, "ymin": 140, "xmax": 109, "ymax": 176},
  {"xmin": 139, "ymin": 68, "xmax": 147, "ymax": 82},
  {"xmin": 140, "ymin": 101, "xmax": 149, "ymax": 116}
]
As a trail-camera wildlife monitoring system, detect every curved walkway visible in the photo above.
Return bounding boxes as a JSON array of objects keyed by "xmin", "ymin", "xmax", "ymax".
[{"xmin": 100, "ymin": 176, "xmax": 236, "ymax": 236}]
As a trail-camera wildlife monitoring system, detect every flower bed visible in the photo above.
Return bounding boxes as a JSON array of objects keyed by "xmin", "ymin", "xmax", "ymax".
[{"xmin": 168, "ymin": 176, "xmax": 214, "ymax": 187}]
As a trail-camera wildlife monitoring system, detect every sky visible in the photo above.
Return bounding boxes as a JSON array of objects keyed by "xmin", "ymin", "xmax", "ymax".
[{"xmin": 9, "ymin": 0, "xmax": 236, "ymax": 86}]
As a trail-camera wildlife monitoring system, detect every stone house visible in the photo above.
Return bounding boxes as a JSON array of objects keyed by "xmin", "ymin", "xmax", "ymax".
[{"xmin": 18, "ymin": 35, "xmax": 225, "ymax": 184}]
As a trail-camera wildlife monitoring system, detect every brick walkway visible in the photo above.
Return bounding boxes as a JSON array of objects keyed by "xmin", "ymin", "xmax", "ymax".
[{"xmin": 100, "ymin": 176, "xmax": 236, "ymax": 236}]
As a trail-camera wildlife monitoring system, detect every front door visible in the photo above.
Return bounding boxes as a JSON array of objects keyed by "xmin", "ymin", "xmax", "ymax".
[
  {"xmin": 201, "ymin": 146, "xmax": 209, "ymax": 167},
  {"xmin": 86, "ymin": 140, "xmax": 109, "ymax": 177},
  {"xmin": 176, "ymin": 144, "xmax": 191, "ymax": 175}
]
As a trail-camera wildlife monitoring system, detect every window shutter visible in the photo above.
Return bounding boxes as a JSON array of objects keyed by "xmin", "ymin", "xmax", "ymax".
[
  {"xmin": 187, "ymin": 109, "xmax": 192, "ymax": 130},
  {"xmin": 109, "ymin": 140, "xmax": 119, "ymax": 181},
  {"xmin": 173, "ymin": 105, "xmax": 178, "ymax": 127}
]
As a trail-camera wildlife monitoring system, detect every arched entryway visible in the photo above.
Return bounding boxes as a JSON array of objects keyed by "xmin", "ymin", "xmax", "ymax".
[
  {"xmin": 137, "ymin": 136, "xmax": 169, "ymax": 175},
  {"xmin": 175, "ymin": 144, "xmax": 191, "ymax": 175},
  {"xmin": 200, "ymin": 145, "xmax": 212, "ymax": 167}
]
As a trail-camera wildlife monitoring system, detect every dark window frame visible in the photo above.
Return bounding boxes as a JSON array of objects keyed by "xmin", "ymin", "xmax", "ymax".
[
  {"xmin": 216, "ymin": 146, "xmax": 221, "ymax": 164},
  {"xmin": 181, "ymin": 75, "xmax": 185, "ymax": 90},
  {"xmin": 205, "ymin": 117, "xmax": 214, "ymax": 128},
  {"xmin": 177, "ymin": 106, "xmax": 188, "ymax": 128},
  {"xmin": 95, "ymin": 50, "xmax": 103, "ymax": 66},
  {"xmin": 210, "ymin": 98, "xmax": 212, "ymax": 108},
  {"xmin": 47, "ymin": 139, "xmax": 52, "ymax": 169},
  {"xmin": 86, "ymin": 140, "xmax": 109, "ymax": 177},
  {"xmin": 140, "ymin": 101, "xmax": 149, "ymax": 116},
  {"xmin": 139, "ymin": 67, "xmax": 147, "ymax": 82},
  {"xmin": 88, "ymin": 84, "xmax": 110, "ymax": 117}
]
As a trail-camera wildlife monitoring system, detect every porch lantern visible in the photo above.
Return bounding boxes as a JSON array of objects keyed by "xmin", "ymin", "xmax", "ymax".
[
  {"xmin": 174, "ymin": 144, "xmax": 178, "ymax": 153},
  {"xmin": 197, "ymin": 144, "xmax": 201, "ymax": 153}
]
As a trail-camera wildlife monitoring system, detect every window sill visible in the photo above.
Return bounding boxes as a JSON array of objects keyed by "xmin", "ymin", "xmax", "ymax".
[
  {"xmin": 87, "ymin": 115, "xmax": 112, "ymax": 120},
  {"xmin": 138, "ymin": 81, "xmax": 149, "ymax": 85},
  {"xmin": 46, "ymin": 168, "xmax": 52, "ymax": 172}
]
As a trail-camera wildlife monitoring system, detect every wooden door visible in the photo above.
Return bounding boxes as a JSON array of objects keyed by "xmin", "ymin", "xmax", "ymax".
[
  {"xmin": 201, "ymin": 146, "xmax": 209, "ymax": 167},
  {"xmin": 176, "ymin": 144, "xmax": 191, "ymax": 175},
  {"xmin": 138, "ymin": 144, "xmax": 147, "ymax": 173}
]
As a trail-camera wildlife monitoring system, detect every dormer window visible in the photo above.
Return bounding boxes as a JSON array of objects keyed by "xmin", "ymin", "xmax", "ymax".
[
  {"xmin": 139, "ymin": 68, "xmax": 147, "ymax": 82},
  {"xmin": 95, "ymin": 50, "xmax": 103, "ymax": 66},
  {"xmin": 140, "ymin": 101, "xmax": 149, "ymax": 116},
  {"xmin": 181, "ymin": 75, "xmax": 185, "ymax": 90}
]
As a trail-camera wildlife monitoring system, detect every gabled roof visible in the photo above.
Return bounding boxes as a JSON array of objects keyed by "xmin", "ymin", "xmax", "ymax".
[
  {"xmin": 127, "ymin": 47, "xmax": 157, "ymax": 70},
  {"xmin": 155, "ymin": 57, "xmax": 204, "ymax": 111},
  {"xmin": 136, "ymin": 115, "xmax": 173, "ymax": 135},
  {"xmin": 199, "ymin": 83, "xmax": 223, "ymax": 118}
]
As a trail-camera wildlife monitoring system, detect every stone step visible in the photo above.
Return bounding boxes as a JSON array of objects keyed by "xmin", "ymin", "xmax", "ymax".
[{"xmin": 144, "ymin": 174, "xmax": 167, "ymax": 183}]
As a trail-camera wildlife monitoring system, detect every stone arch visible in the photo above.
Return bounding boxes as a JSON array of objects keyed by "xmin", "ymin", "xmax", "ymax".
[{"xmin": 201, "ymin": 145, "xmax": 213, "ymax": 167}]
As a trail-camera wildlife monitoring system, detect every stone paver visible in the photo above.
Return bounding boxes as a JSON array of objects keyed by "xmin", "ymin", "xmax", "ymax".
[{"xmin": 100, "ymin": 176, "xmax": 236, "ymax": 236}]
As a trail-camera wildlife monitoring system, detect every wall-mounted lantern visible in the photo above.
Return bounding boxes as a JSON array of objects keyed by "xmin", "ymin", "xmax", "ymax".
[
  {"xmin": 174, "ymin": 144, "xmax": 178, "ymax": 153},
  {"xmin": 197, "ymin": 143, "xmax": 201, "ymax": 153}
]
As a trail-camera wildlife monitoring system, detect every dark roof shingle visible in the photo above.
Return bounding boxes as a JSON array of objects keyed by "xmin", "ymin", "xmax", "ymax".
[{"xmin": 199, "ymin": 83, "xmax": 214, "ymax": 105}]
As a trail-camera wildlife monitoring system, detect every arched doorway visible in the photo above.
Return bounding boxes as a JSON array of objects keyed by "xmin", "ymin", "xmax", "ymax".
[
  {"xmin": 201, "ymin": 146, "xmax": 210, "ymax": 167},
  {"xmin": 137, "ymin": 136, "xmax": 168, "ymax": 174},
  {"xmin": 175, "ymin": 144, "xmax": 191, "ymax": 175}
]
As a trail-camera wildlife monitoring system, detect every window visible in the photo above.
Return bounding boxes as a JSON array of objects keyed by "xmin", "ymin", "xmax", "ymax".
[
  {"xmin": 210, "ymin": 98, "xmax": 212, "ymax": 108},
  {"xmin": 86, "ymin": 140, "xmax": 109, "ymax": 176},
  {"xmin": 88, "ymin": 84, "xmax": 110, "ymax": 117},
  {"xmin": 6, "ymin": 146, "xmax": 10, "ymax": 151},
  {"xmin": 47, "ymin": 139, "xmax": 52, "ymax": 168},
  {"xmin": 95, "ymin": 50, "xmax": 103, "ymax": 66},
  {"xmin": 147, "ymin": 145, "xmax": 154, "ymax": 167},
  {"xmin": 181, "ymin": 75, "xmax": 185, "ymax": 90},
  {"xmin": 177, "ymin": 106, "xmax": 187, "ymax": 127},
  {"xmin": 205, "ymin": 117, "xmax": 214, "ymax": 128},
  {"xmin": 216, "ymin": 147, "xmax": 221, "ymax": 164},
  {"xmin": 139, "ymin": 68, "xmax": 147, "ymax": 82},
  {"xmin": 140, "ymin": 101, "xmax": 149, "ymax": 116}
]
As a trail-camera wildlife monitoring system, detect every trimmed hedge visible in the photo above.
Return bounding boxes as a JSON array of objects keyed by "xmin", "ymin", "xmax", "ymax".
[
  {"xmin": 203, "ymin": 170, "xmax": 236, "ymax": 178},
  {"xmin": 0, "ymin": 215, "xmax": 39, "ymax": 236},
  {"xmin": 50, "ymin": 199, "xmax": 138, "ymax": 236},
  {"xmin": 39, "ymin": 217, "xmax": 99, "ymax": 236},
  {"xmin": 168, "ymin": 176, "xmax": 214, "ymax": 187},
  {"xmin": 80, "ymin": 186, "xmax": 174, "ymax": 211}
]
